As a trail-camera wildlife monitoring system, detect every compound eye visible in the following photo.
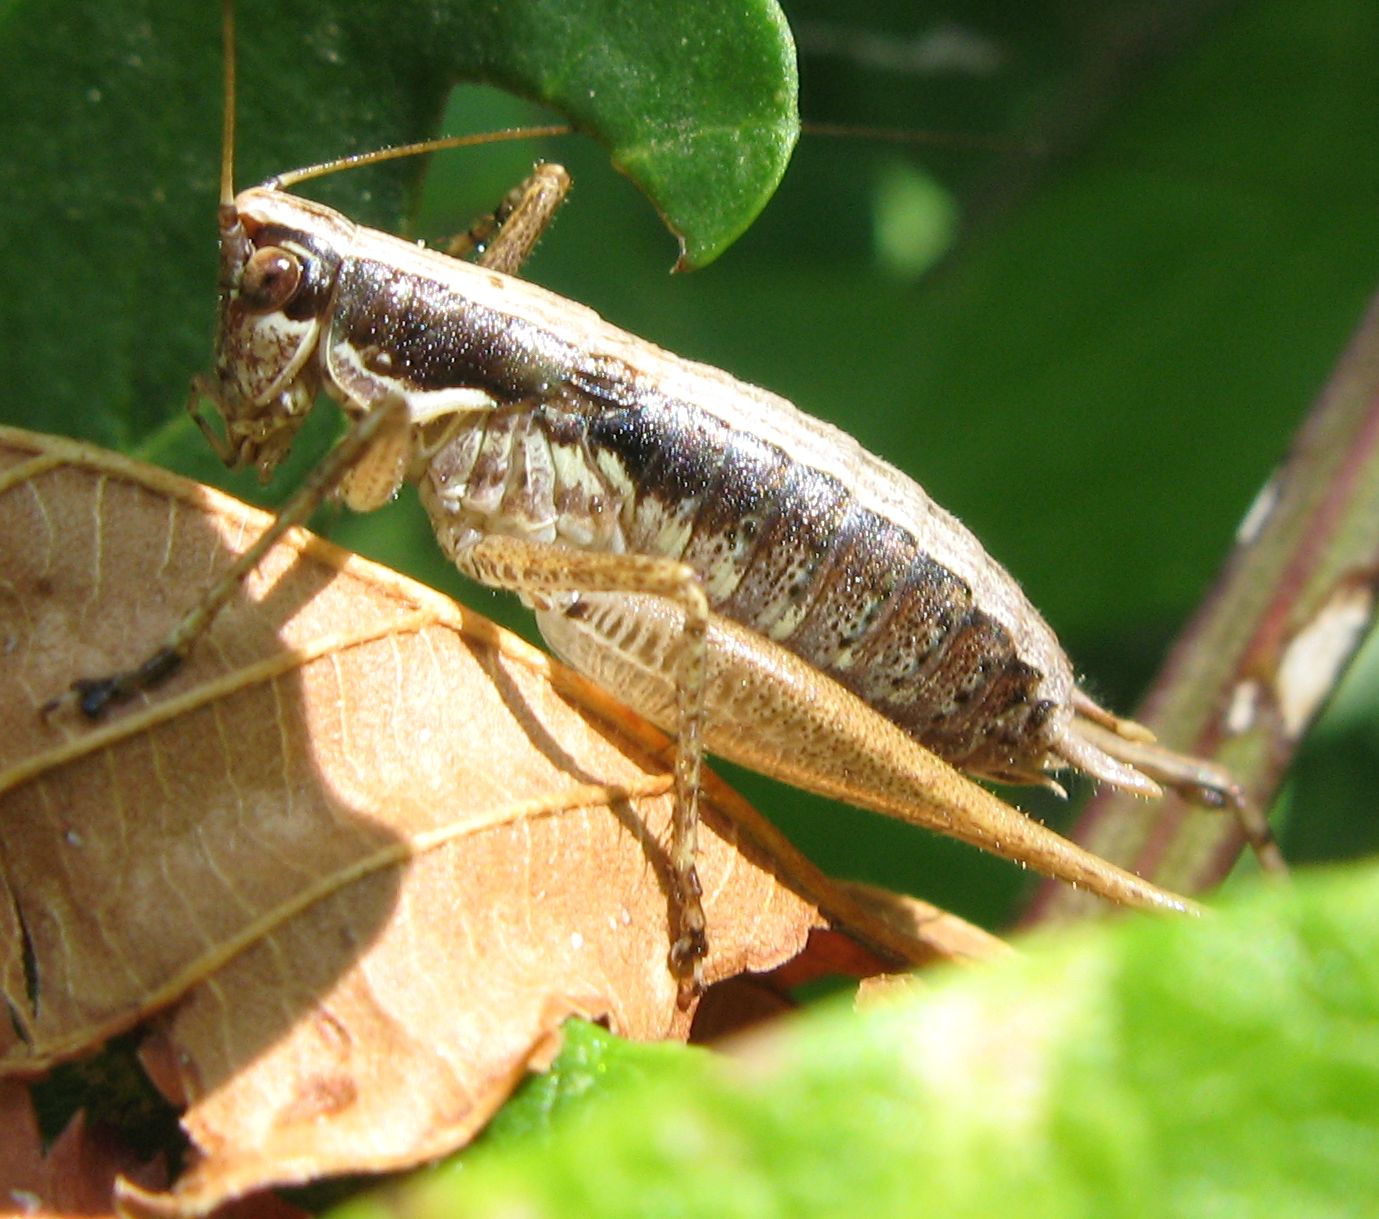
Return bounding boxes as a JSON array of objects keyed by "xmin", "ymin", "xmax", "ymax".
[{"xmin": 239, "ymin": 246, "xmax": 303, "ymax": 312}]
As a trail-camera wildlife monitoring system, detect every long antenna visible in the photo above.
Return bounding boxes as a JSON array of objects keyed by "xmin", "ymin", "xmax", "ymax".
[
  {"xmin": 268, "ymin": 123, "xmax": 1026, "ymax": 194},
  {"xmin": 220, "ymin": 0, "xmax": 237, "ymax": 206},
  {"xmin": 267, "ymin": 125, "xmax": 573, "ymax": 192}
]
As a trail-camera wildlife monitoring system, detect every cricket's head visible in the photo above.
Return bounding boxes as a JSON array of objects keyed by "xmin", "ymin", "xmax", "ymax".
[
  {"xmin": 194, "ymin": 188, "xmax": 347, "ymax": 480},
  {"xmin": 203, "ymin": 0, "xmax": 563, "ymax": 480},
  {"xmin": 195, "ymin": 0, "xmax": 320, "ymax": 480}
]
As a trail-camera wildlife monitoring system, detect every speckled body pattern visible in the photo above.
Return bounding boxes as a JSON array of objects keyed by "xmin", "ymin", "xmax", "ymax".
[
  {"xmin": 423, "ymin": 392, "xmax": 1064, "ymax": 781},
  {"xmin": 219, "ymin": 189, "xmax": 1078, "ymax": 786}
]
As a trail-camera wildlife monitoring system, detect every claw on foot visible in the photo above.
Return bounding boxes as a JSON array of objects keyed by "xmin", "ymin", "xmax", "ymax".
[
  {"xmin": 669, "ymin": 865, "xmax": 707, "ymax": 1009},
  {"xmin": 41, "ymin": 647, "xmax": 183, "ymax": 720},
  {"xmin": 670, "ymin": 928, "xmax": 707, "ymax": 1009}
]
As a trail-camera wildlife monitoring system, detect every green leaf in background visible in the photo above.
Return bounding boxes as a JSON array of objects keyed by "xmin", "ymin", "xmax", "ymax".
[
  {"xmin": 334, "ymin": 864, "xmax": 1379, "ymax": 1219},
  {"xmin": 0, "ymin": 0, "xmax": 796, "ymax": 451}
]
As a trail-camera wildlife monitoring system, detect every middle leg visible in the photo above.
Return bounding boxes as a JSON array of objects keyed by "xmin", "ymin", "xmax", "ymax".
[{"xmin": 457, "ymin": 534, "xmax": 711, "ymax": 1004}]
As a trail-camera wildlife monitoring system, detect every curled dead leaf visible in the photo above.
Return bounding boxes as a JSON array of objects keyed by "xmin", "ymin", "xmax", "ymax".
[
  {"xmin": 0, "ymin": 1078, "xmax": 167, "ymax": 1217},
  {"xmin": 0, "ymin": 428, "xmax": 996, "ymax": 1214}
]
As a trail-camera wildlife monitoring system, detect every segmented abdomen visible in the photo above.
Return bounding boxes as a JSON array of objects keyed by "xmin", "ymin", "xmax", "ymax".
[
  {"xmin": 573, "ymin": 378, "xmax": 1059, "ymax": 778},
  {"xmin": 421, "ymin": 361, "xmax": 1065, "ymax": 780}
]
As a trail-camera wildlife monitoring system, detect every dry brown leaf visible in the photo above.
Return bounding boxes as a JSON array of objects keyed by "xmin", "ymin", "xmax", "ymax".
[
  {"xmin": 0, "ymin": 1078, "xmax": 166, "ymax": 1217},
  {"xmin": 829, "ymin": 881, "xmax": 1013, "ymax": 966},
  {"xmin": 0, "ymin": 428, "xmax": 983, "ymax": 1214}
]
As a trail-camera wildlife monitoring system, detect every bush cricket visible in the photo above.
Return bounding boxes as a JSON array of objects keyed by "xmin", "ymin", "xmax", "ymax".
[{"xmin": 50, "ymin": 0, "xmax": 1250, "ymax": 1001}]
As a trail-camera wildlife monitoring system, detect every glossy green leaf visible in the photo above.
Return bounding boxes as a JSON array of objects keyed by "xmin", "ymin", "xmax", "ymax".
[{"xmin": 425, "ymin": 0, "xmax": 800, "ymax": 269}]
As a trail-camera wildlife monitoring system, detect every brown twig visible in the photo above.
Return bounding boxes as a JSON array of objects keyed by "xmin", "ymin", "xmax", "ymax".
[{"xmin": 1026, "ymin": 283, "xmax": 1379, "ymax": 924}]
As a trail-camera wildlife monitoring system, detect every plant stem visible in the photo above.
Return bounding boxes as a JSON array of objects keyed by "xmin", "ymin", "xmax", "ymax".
[{"xmin": 1027, "ymin": 282, "xmax": 1379, "ymax": 923}]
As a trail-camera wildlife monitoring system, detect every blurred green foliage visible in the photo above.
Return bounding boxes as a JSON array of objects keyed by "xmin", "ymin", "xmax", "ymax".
[{"xmin": 337, "ymin": 862, "xmax": 1379, "ymax": 1218}]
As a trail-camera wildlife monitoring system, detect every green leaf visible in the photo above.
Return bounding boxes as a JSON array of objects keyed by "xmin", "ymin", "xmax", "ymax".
[
  {"xmin": 479, "ymin": 1021, "xmax": 703, "ymax": 1149},
  {"xmin": 334, "ymin": 865, "xmax": 1379, "ymax": 1218},
  {"xmin": 0, "ymin": 0, "xmax": 797, "ymax": 450},
  {"xmin": 426, "ymin": 0, "xmax": 800, "ymax": 270}
]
